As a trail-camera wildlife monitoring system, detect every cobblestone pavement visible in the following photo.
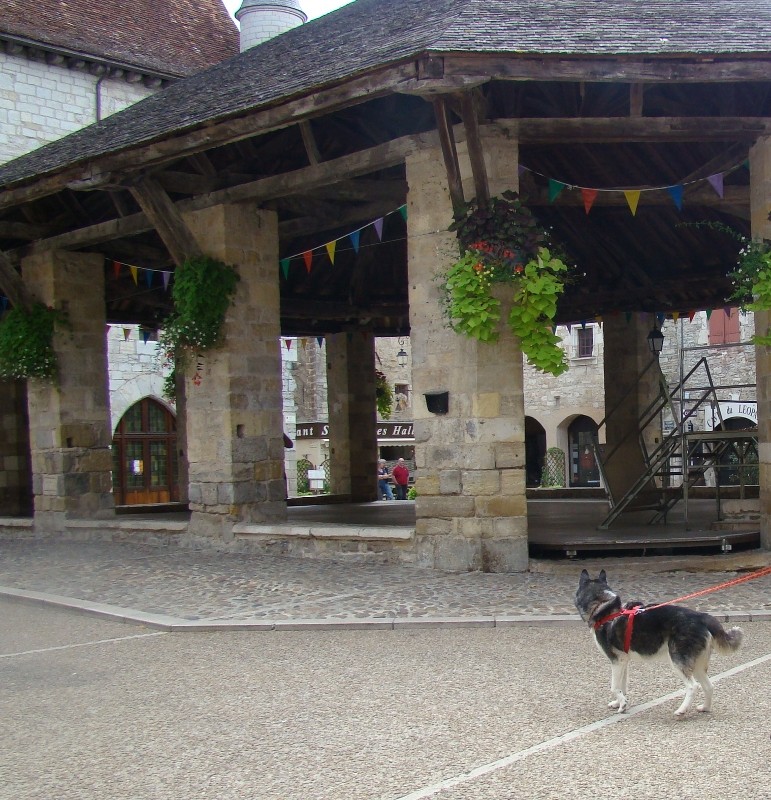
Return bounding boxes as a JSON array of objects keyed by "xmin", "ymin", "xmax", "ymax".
[{"xmin": 1, "ymin": 539, "xmax": 770, "ymax": 625}]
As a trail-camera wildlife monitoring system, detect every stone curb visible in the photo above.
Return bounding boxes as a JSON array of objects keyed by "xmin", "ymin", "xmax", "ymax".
[{"xmin": 1, "ymin": 586, "xmax": 769, "ymax": 632}]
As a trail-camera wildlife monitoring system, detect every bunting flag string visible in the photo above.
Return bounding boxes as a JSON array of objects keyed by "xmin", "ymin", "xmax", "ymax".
[
  {"xmin": 279, "ymin": 204, "xmax": 406, "ymax": 277},
  {"xmin": 519, "ymin": 157, "xmax": 747, "ymax": 216},
  {"xmin": 110, "ymin": 259, "xmax": 173, "ymax": 291}
]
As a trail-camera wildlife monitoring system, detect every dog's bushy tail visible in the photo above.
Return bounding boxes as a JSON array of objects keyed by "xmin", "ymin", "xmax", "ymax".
[{"xmin": 711, "ymin": 622, "xmax": 744, "ymax": 653}]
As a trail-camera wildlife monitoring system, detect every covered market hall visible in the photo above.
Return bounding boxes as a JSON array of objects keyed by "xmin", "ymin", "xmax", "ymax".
[{"xmin": 0, "ymin": 0, "xmax": 770, "ymax": 570}]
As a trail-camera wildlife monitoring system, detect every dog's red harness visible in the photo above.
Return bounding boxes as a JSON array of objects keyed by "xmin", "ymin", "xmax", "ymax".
[{"xmin": 593, "ymin": 606, "xmax": 643, "ymax": 654}]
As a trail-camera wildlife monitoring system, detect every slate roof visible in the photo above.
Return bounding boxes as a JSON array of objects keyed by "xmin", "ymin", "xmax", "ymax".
[
  {"xmin": 0, "ymin": 0, "xmax": 238, "ymax": 77},
  {"xmin": 1, "ymin": 0, "xmax": 769, "ymax": 189}
]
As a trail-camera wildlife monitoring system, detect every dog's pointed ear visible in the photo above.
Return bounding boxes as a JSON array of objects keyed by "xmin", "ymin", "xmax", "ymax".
[
  {"xmin": 579, "ymin": 569, "xmax": 590, "ymax": 584},
  {"xmin": 599, "ymin": 569, "xmax": 607, "ymax": 583}
]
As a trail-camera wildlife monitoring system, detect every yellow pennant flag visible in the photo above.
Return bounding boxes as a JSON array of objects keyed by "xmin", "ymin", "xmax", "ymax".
[
  {"xmin": 129, "ymin": 266, "xmax": 138, "ymax": 285},
  {"xmin": 623, "ymin": 190, "xmax": 641, "ymax": 216},
  {"xmin": 672, "ymin": 311, "xmax": 680, "ymax": 322},
  {"xmin": 325, "ymin": 240, "xmax": 336, "ymax": 264}
]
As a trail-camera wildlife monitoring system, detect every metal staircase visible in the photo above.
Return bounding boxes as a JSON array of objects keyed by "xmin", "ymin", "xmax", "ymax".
[{"xmin": 593, "ymin": 356, "xmax": 753, "ymax": 529}]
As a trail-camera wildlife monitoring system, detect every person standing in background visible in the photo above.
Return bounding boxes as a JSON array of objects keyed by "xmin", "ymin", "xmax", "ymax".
[
  {"xmin": 377, "ymin": 459, "xmax": 394, "ymax": 500},
  {"xmin": 391, "ymin": 457, "xmax": 410, "ymax": 500}
]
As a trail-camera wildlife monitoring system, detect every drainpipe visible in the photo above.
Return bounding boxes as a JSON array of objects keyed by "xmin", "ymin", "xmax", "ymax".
[{"xmin": 95, "ymin": 73, "xmax": 107, "ymax": 121}]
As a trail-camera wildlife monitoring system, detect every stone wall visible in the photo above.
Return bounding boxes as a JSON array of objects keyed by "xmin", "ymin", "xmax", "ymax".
[{"xmin": 0, "ymin": 51, "xmax": 154, "ymax": 163}]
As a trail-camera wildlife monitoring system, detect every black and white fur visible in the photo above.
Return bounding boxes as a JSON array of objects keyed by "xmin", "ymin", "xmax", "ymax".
[{"xmin": 575, "ymin": 569, "xmax": 743, "ymax": 717}]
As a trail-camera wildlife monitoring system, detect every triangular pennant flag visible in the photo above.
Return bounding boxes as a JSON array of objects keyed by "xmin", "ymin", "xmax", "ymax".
[
  {"xmin": 129, "ymin": 266, "xmax": 138, "ymax": 285},
  {"xmin": 284, "ymin": 338, "xmax": 292, "ymax": 350},
  {"xmin": 688, "ymin": 310, "xmax": 696, "ymax": 322},
  {"xmin": 666, "ymin": 185, "xmax": 684, "ymax": 211},
  {"xmin": 581, "ymin": 320, "xmax": 587, "ymax": 329},
  {"xmin": 672, "ymin": 311, "xmax": 680, "ymax": 322},
  {"xmin": 706, "ymin": 309, "xmax": 713, "ymax": 319},
  {"xmin": 349, "ymin": 230, "xmax": 360, "ymax": 254},
  {"xmin": 518, "ymin": 164, "xmax": 526, "ymax": 177},
  {"xmin": 123, "ymin": 328, "xmax": 131, "ymax": 340},
  {"xmin": 145, "ymin": 269, "xmax": 153, "ymax": 288},
  {"xmin": 325, "ymin": 240, "xmax": 336, "ymax": 264},
  {"xmin": 280, "ymin": 258, "xmax": 290, "ymax": 279},
  {"xmin": 581, "ymin": 188, "xmax": 598, "ymax": 214},
  {"xmin": 399, "ymin": 205, "xmax": 407, "ymax": 222},
  {"xmin": 162, "ymin": 271, "xmax": 171, "ymax": 291},
  {"xmin": 724, "ymin": 307, "xmax": 732, "ymax": 318},
  {"xmin": 303, "ymin": 251, "xmax": 313, "ymax": 273},
  {"xmin": 113, "ymin": 260, "xmax": 122, "ymax": 279},
  {"xmin": 707, "ymin": 173, "xmax": 724, "ymax": 199},
  {"xmin": 548, "ymin": 179, "xmax": 566, "ymax": 203},
  {"xmin": 565, "ymin": 323, "xmax": 572, "ymax": 332},
  {"xmin": 316, "ymin": 336, "xmax": 323, "ymax": 347},
  {"xmin": 624, "ymin": 190, "xmax": 641, "ymax": 216},
  {"xmin": 141, "ymin": 328, "xmax": 151, "ymax": 344},
  {"xmin": 373, "ymin": 218, "xmax": 384, "ymax": 241},
  {"xmin": 656, "ymin": 312, "xmax": 665, "ymax": 326},
  {"xmin": 300, "ymin": 338, "xmax": 308, "ymax": 348}
]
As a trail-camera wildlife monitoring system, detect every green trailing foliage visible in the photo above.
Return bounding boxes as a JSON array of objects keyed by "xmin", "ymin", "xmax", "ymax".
[
  {"xmin": 0, "ymin": 302, "xmax": 66, "ymax": 380},
  {"xmin": 375, "ymin": 369, "xmax": 393, "ymax": 419},
  {"xmin": 158, "ymin": 255, "xmax": 240, "ymax": 400},
  {"xmin": 442, "ymin": 192, "xmax": 571, "ymax": 375}
]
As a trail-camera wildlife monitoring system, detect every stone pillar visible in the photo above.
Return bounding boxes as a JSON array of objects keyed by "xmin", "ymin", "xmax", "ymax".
[
  {"xmin": 182, "ymin": 203, "xmax": 285, "ymax": 538},
  {"xmin": 750, "ymin": 136, "xmax": 771, "ymax": 550},
  {"xmin": 406, "ymin": 133, "xmax": 528, "ymax": 572},
  {"xmin": 21, "ymin": 251, "xmax": 114, "ymax": 528},
  {"xmin": 325, "ymin": 330, "xmax": 378, "ymax": 501},
  {"xmin": 601, "ymin": 313, "xmax": 663, "ymax": 503},
  {"xmin": 0, "ymin": 379, "xmax": 32, "ymax": 516}
]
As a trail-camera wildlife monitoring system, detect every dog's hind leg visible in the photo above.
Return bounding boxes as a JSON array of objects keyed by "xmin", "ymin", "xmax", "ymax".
[
  {"xmin": 609, "ymin": 657, "xmax": 629, "ymax": 713},
  {"xmin": 693, "ymin": 645, "xmax": 714, "ymax": 713},
  {"xmin": 670, "ymin": 655, "xmax": 698, "ymax": 717}
]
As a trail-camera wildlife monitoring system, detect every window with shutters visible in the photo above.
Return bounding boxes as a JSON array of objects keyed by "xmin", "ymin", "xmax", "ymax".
[{"xmin": 708, "ymin": 308, "xmax": 740, "ymax": 345}]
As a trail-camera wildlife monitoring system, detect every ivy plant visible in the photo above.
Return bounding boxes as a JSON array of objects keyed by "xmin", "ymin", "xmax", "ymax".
[
  {"xmin": 158, "ymin": 255, "xmax": 240, "ymax": 400},
  {"xmin": 0, "ymin": 302, "xmax": 66, "ymax": 380},
  {"xmin": 375, "ymin": 369, "xmax": 393, "ymax": 419}
]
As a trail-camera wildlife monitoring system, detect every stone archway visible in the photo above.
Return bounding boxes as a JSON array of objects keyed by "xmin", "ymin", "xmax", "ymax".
[
  {"xmin": 568, "ymin": 415, "xmax": 601, "ymax": 488},
  {"xmin": 524, "ymin": 416, "xmax": 546, "ymax": 487}
]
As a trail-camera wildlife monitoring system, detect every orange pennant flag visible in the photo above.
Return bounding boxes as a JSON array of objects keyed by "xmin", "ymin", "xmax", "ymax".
[
  {"xmin": 623, "ymin": 190, "xmax": 641, "ymax": 216},
  {"xmin": 581, "ymin": 188, "xmax": 598, "ymax": 214},
  {"xmin": 325, "ymin": 241, "xmax": 336, "ymax": 264},
  {"xmin": 303, "ymin": 251, "xmax": 313, "ymax": 273},
  {"xmin": 129, "ymin": 266, "xmax": 138, "ymax": 285},
  {"xmin": 113, "ymin": 260, "xmax": 122, "ymax": 278}
]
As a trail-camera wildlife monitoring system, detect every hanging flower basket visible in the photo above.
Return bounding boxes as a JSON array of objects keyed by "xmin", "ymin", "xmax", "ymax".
[{"xmin": 443, "ymin": 191, "xmax": 571, "ymax": 376}]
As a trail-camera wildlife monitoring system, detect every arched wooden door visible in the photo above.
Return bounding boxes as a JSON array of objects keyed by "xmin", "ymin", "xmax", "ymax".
[{"xmin": 112, "ymin": 398, "xmax": 179, "ymax": 505}]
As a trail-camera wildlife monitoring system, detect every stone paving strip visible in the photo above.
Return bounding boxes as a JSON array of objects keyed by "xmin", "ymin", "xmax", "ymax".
[{"xmin": 0, "ymin": 539, "xmax": 770, "ymax": 630}]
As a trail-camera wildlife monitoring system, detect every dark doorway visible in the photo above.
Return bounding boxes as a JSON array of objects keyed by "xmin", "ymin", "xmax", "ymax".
[
  {"xmin": 525, "ymin": 417, "xmax": 546, "ymax": 487},
  {"xmin": 112, "ymin": 398, "xmax": 179, "ymax": 505},
  {"xmin": 569, "ymin": 416, "xmax": 600, "ymax": 487}
]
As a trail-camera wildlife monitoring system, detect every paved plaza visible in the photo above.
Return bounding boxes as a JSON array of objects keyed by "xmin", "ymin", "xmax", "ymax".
[{"xmin": 1, "ymin": 538, "xmax": 770, "ymax": 628}]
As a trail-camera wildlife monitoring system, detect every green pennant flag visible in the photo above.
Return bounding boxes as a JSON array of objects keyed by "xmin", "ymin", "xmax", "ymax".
[
  {"xmin": 399, "ymin": 205, "xmax": 407, "ymax": 222},
  {"xmin": 280, "ymin": 258, "xmax": 290, "ymax": 279},
  {"xmin": 548, "ymin": 179, "xmax": 566, "ymax": 203}
]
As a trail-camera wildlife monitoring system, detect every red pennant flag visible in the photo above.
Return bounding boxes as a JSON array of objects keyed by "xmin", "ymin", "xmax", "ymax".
[
  {"xmin": 688, "ymin": 310, "xmax": 696, "ymax": 322},
  {"xmin": 113, "ymin": 261, "xmax": 121, "ymax": 278},
  {"xmin": 581, "ymin": 188, "xmax": 598, "ymax": 214},
  {"xmin": 284, "ymin": 339, "xmax": 292, "ymax": 350},
  {"xmin": 303, "ymin": 251, "xmax": 313, "ymax": 273}
]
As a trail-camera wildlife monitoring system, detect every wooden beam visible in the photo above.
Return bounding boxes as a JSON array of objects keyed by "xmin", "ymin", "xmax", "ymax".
[
  {"xmin": 444, "ymin": 55, "xmax": 771, "ymax": 84},
  {"xmin": 0, "ymin": 249, "xmax": 33, "ymax": 310},
  {"xmin": 432, "ymin": 96, "xmax": 465, "ymax": 213},
  {"xmin": 299, "ymin": 120, "xmax": 322, "ymax": 165},
  {"xmin": 630, "ymin": 83, "xmax": 644, "ymax": 117},
  {"xmin": 459, "ymin": 90, "xmax": 489, "ymax": 204},
  {"xmin": 128, "ymin": 176, "xmax": 203, "ymax": 265}
]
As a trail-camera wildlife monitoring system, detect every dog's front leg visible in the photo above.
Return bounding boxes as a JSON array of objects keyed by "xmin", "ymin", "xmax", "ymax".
[{"xmin": 608, "ymin": 657, "xmax": 629, "ymax": 713}]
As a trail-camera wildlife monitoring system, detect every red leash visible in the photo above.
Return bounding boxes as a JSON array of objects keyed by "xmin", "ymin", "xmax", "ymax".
[{"xmin": 593, "ymin": 564, "xmax": 771, "ymax": 653}]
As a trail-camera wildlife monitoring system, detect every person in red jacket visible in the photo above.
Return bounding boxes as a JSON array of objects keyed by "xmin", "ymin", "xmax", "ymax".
[{"xmin": 391, "ymin": 457, "xmax": 410, "ymax": 500}]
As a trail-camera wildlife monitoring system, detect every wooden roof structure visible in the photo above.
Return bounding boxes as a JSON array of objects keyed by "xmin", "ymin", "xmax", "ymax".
[{"xmin": 1, "ymin": 0, "xmax": 769, "ymax": 334}]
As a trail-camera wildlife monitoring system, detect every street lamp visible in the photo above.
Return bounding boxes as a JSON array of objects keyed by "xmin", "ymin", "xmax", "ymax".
[
  {"xmin": 396, "ymin": 336, "xmax": 408, "ymax": 368},
  {"xmin": 646, "ymin": 325, "xmax": 664, "ymax": 356}
]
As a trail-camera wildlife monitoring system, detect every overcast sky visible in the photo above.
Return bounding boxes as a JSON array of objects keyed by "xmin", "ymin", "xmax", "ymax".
[{"xmin": 223, "ymin": 0, "xmax": 353, "ymax": 23}]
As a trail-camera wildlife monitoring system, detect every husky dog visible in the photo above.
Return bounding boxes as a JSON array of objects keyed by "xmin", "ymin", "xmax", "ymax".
[{"xmin": 575, "ymin": 569, "xmax": 743, "ymax": 717}]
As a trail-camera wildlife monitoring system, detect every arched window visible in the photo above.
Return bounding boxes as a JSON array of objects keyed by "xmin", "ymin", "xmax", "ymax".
[
  {"xmin": 112, "ymin": 398, "xmax": 179, "ymax": 506},
  {"xmin": 568, "ymin": 416, "xmax": 600, "ymax": 487}
]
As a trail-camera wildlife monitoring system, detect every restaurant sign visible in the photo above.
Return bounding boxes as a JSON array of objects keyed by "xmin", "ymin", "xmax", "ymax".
[{"xmin": 295, "ymin": 422, "xmax": 414, "ymax": 440}]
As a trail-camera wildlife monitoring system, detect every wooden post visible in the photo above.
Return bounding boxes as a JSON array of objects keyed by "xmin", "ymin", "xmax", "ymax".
[{"xmin": 432, "ymin": 96, "xmax": 465, "ymax": 214}]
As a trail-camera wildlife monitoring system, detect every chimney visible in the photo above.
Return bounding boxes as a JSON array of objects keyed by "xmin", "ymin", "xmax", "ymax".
[{"xmin": 235, "ymin": 0, "xmax": 307, "ymax": 52}]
